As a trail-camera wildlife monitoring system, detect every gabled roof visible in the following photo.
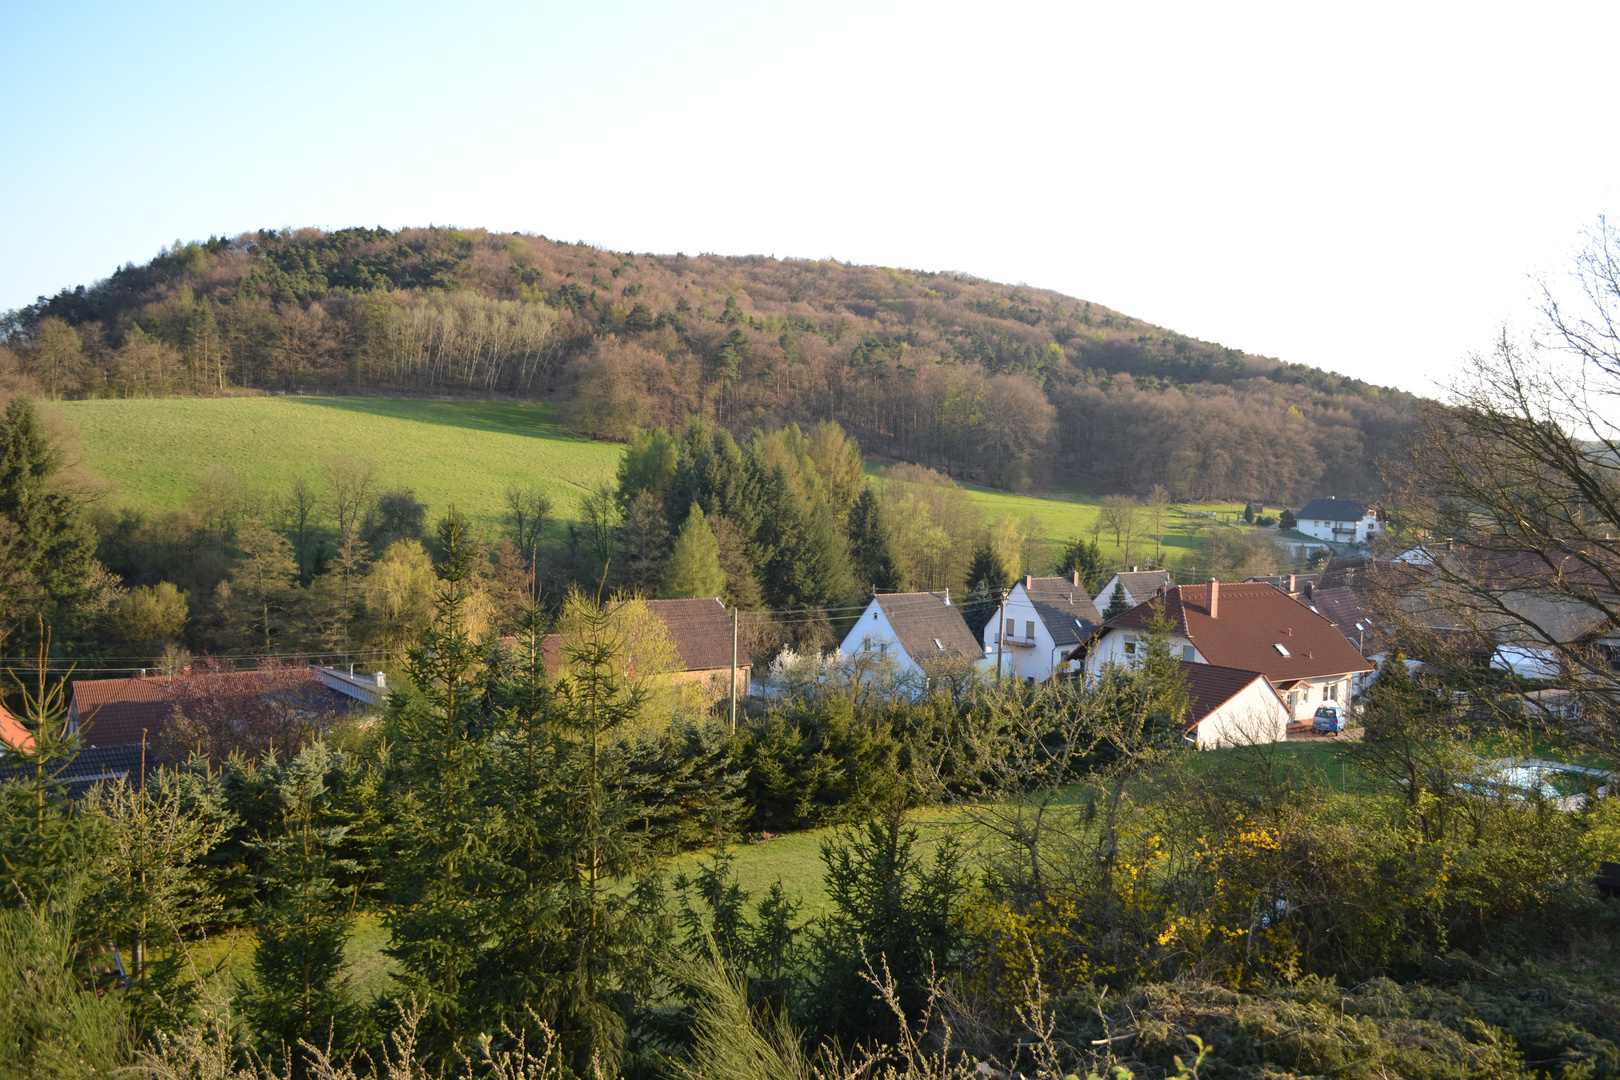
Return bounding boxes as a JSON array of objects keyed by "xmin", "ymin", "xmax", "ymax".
[
  {"xmin": 874, "ymin": 591, "xmax": 981, "ymax": 664},
  {"xmin": 1019, "ymin": 576, "xmax": 1106, "ymax": 647},
  {"xmin": 1100, "ymin": 569, "xmax": 1174, "ymax": 606},
  {"xmin": 70, "ymin": 669, "xmax": 356, "ymax": 748},
  {"xmin": 1298, "ymin": 497, "xmax": 1369, "ymax": 522},
  {"xmin": 1306, "ymin": 586, "xmax": 1372, "ymax": 640},
  {"xmin": 644, "ymin": 598, "xmax": 752, "ymax": 671},
  {"xmin": 1089, "ymin": 583, "xmax": 1375, "ymax": 684},
  {"xmin": 1179, "ymin": 661, "xmax": 1278, "ymax": 732}
]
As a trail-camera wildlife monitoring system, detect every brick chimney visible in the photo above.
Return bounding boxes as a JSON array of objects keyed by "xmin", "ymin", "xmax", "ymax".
[
  {"xmin": 1025, "ymin": 574, "xmax": 1033, "ymax": 588},
  {"xmin": 1207, "ymin": 578, "xmax": 1219, "ymax": 618},
  {"xmin": 1071, "ymin": 570, "xmax": 1081, "ymax": 587},
  {"xmin": 1286, "ymin": 573, "xmax": 1297, "ymax": 593}
]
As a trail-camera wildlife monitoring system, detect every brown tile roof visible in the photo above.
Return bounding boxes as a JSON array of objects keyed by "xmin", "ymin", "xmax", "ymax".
[
  {"xmin": 534, "ymin": 598, "xmax": 752, "ymax": 678},
  {"xmin": 644, "ymin": 598, "xmax": 752, "ymax": 672},
  {"xmin": 1092, "ymin": 582, "xmax": 1375, "ymax": 685},
  {"xmin": 1021, "ymin": 576, "xmax": 1106, "ymax": 647},
  {"xmin": 69, "ymin": 669, "xmax": 355, "ymax": 748},
  {"xmin": 876, "ymin": 591, "xmax": 982, "ymax": 665},
  {"xmin": 1179, "ymin": 660, "xmax": 1275, "ymax": 732},
  {"xmin": 70, "ymin": 677, "xmax": 175, "ymax": 747},
  {"xmin": 1304, "ymin": 586, "xmax": 1374, "ymax": 648}
]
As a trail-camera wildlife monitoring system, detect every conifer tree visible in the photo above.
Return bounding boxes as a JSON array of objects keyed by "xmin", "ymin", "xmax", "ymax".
[
  {"xmin": 847, "ymin": 487, "xmax": 905, "ymax": 593},
  {"xmin": 242, "ymin": 745, "xmax": 363, "ymax": 1076},
  {"xmin": 965, "ymin": 541, "xmax": 1012, "ymax": 594},
  {"xmin": 1054, "ymin": 535, "xmax": 1105, "ymax": 592},
  {"xmin": 220, "ymin": 523, "xmax": 302, "ymax": 652},
  {"xmin": 380, "ymin": 508, "xmax": 497, "ymax": 1065},
  {"xmin": 660, "ymin": 503, "xmax": 725, "ymax": 599},
  {"xmin": 0, "ymin": 397, "xmax": 96, "ymax": 620},
  {"xmin": 1104, "ymin": 580, "xmax": 1131, "ymax": 619}
]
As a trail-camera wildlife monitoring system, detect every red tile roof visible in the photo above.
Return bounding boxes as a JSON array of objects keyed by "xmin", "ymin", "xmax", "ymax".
[
  {"xmin": 69, "ymin": 669, "xmax": 355, "ymax": 748},
  {"xmin": 1090, "ymin": 582, "xmax": 1374, "ymax": 686},
  {"xmin": 0, "ymin": 703, "xmax": 31, "ymax": 752},
  {"xmin": 1179, "ymin": 660, "xmax": 1276, "ymax": 732}
]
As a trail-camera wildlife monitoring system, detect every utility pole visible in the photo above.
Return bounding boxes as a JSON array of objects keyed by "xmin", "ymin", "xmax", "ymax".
[
  {"xmin": 729, "ymin": 605, "xmax": 739, "ymax": 732},
  {"xmin": 996, "ymin": 591, "xmax": 1006, "ymax": 683}
]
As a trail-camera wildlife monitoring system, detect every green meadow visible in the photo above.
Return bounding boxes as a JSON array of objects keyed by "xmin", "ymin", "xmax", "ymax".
[
  {"xmin": 46, "ymin": 396, "xmax": 1258, "ymax": 564},
  {"xmin": 47, "ymin": 397, "xmax": 622, "ymax": 532}
]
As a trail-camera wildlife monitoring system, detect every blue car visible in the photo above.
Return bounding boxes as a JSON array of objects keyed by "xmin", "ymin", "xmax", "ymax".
[{"xmin": 1312, "ymin": 704, "xmax": 1348, "ymax": 734}]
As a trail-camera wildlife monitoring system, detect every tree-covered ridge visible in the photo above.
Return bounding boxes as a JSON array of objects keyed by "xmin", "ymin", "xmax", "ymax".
[{"xmin": 2, "ymin": 227, "xmax": 1418, "ymax": 500}]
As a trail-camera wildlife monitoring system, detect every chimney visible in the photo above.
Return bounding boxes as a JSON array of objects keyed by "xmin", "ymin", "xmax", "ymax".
[
  {"xmin": 1025, "ymin": 574, "xmax": 1033, "ymax": 588},
  {"xmin": 1071, "ymin": 570, "xmax": 1081, "ymax": 587},
  {"xmin": 1286, "ymin": 574, "xmax": 1297, "ymax": 593},
  {"xmin": 943, "ymin": 588, "xmax": 950, "ymax": 606},
  {"xmin": 375, "ymin": 672, "xmax": 387, "ymax": 688},
  {"xmin": 1130, "ymin": 565, "xmax": 1139, "ymax": 573},
  {"xmin": 1207, "ymin": 578, "xmax": 1219, "ymax": 618}
]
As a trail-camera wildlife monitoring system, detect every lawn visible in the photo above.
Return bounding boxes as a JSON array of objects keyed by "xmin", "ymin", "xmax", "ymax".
[{"xmin": 47, "ymin": 397, "xmax": 624, "ymax": 533}]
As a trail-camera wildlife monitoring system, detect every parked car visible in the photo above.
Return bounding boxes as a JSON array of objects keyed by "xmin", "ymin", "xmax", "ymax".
[{"xmin": 1312, "ymin": 703, "xmax": 1348, "ymax": 734}]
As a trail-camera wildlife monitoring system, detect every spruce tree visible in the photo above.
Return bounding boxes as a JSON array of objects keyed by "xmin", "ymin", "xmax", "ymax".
[
  {"xmin": 661, "ymin": 503, "xmax": 726, "ymax": 599},
  {"xmin": 847, "ymin": 487, "xmax": 905, "ymax": 593},
  {"xmin": 1104, "ymin": 580, "xmax": 1132, "ymax": 619},
  {"xmin": 965, "ymin": 541, "xmax": 1012, "ymax": 594},
  {"xmin": 1054, "ymin": 535, "xmax": 1105, "ymax": 592},
  {"xmin": 0, "ymin": 397, "xmax": 96, "ymax": 618},
  {"xmin": 380, "ymin": 508, "xmax": 498, "ymax": 1066},
  {"xmin": 242, "ymin": 745, "xmax": 363, "ymax": 1077}
]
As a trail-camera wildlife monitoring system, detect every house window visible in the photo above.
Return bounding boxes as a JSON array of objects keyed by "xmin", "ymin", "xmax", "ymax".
[
  {"xmin": 1325, "ymin": 681, "xmax": 1338, "ymax": 701},
  {"xmin": 1123, "ymin": 641, "xmax": 1137, "ymax": 655},
  {"xmin": 1005, "ymin": 618, "xmax": 1015, "ymax": 638},
  {"xmin": 1025, "ymin": 620, "xmax": 1035, "ymax": 639},
  {"xmin": 879, "ymin": 642, "xmax": 888, "ymax": 655},
  {"xmin": 1183, "ymin": 645, "xmax": 1196, "ymax": 661}
]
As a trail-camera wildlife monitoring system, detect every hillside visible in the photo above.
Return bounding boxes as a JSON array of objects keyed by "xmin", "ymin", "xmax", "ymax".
[{"xmin": 6, "ymin": 228, "xmax": 1420, "ymax": 501}]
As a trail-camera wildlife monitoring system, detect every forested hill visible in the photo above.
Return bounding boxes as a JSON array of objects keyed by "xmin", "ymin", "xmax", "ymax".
[{"xmin": 3, "ymin": 227, "xmax": 1417, "ymax": 501}]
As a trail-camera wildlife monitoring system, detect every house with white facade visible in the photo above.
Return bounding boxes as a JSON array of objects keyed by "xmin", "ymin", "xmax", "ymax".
[
  {"xmin": 1071, "ymin": 580, "xmax": 1375, "ymax": 722},
  {"xmin": 839, "ymin": 590, "xmax": 983, "ymax": 680},
  {"xmin": 1091, "ymin": 567, "xmax": 1174, "ymax": 617},
  {"xmin": 1295, "ymin": 498, "xmax": 1382, "ymax": 545},
  {"xmin": 982, "ymin": 572, "xmax": 1105, "ymax": 683},
  {"xmin": 1180, "ymin": 661, "xmax": 1292, "ymax": 748}
]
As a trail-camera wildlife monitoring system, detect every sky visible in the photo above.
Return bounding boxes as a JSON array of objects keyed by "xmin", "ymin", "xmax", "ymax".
[{"xmin": 2, "ymin": 1, "xmax": 1617, "ymax": 398}]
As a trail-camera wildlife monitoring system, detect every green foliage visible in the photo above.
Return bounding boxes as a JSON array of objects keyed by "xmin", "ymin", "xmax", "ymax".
[
  {"xmin": 0, "ymin": 904, "xmax": 130, "ymax": 1080},
  {"xmin": 1054, "ymin": 535, "xmax": 1106, "ymax": 592},
  {"xmin": 1280, "ymin": 507, "xmax": 1297, "ymax": 529},
  {"xmin": 1103, "ymin": 580, "xmax": 1130, "ymax": 619},
  {"xmin": 661, "ymin": 503, "xmax": 726, "ymax": 599},
  {"xmin": 0, "ymin": 397, "xmax": 98, "ymax": 636},
  {"xmin": 732, "ymin": 699, "xmax": 901, "ymax": 832},
  {"xmin": 965, "ymin": 540, "xmax": 1012, "ymax": 593},
  {"xmin": 847, "ymin": 487, "xmax": 905, "ymax": 593}
]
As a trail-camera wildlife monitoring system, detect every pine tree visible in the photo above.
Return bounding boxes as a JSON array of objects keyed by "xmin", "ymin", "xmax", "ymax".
[
  {"xmin": 847, "ymin": 487, "xmax": 905, "ymax": 593},
  {"xmin": 1104, "ymin": 580, "xmax": 1131, "ymax": 619},
  {"xmin": 965, "ymin": 541, "xmax": 1012, "ymax": 593},
  {"xmin": 661, "ymin": 503, "xmax": 725, "ymax": 599},
  {"xmin": 220, "ymin": 523, "xmax": 302, "ymax": 652}
]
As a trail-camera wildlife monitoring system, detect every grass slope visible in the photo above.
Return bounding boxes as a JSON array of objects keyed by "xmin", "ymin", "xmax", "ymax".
[{"xmin": 48, "ymin": 397, "xmax": 622, "ymax": 532}]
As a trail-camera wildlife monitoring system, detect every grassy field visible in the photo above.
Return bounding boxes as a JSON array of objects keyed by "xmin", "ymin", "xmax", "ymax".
[
  {"xmin": 48, "ymin": 397, "xmax": 1267, "ymax": 565},
  {"xmin": 47, "ymin": 397, "xmax": 623, "ymax": 532}
]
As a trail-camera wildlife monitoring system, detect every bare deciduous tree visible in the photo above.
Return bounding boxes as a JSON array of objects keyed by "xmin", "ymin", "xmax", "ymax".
[{"xmin": 324, "ymin": 454, "xmax": 378, "ymax": 539}]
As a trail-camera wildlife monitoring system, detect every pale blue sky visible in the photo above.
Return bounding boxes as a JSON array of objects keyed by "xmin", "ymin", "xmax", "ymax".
[{"xmin": 4, "ymin": 1, "xmax": 1617, "ymax": 396}]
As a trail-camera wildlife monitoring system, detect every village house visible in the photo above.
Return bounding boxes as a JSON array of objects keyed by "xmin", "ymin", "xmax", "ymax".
[
  {"xmin": 540, "ymin": 597, "xmax": 751, "ymax": 700},
  {"xmin": 1179, "ymin": 661, "xmax": 1292, "ymax": 748},
  {"xmin": 1091, "ymin": 567, "xmax": 1175, "ymax": 616},
  {"xmin": 67, "ymin": 667, "xmax": 358, "ymax": 749},
  {"xmin": 981, "ymin": 572, "xmax": 1106, "ymax": 682},
  {"xmin": 839, "ymin": 590, "xmax": 982, "ymax": 681},
  {"xmin": 1295, "ymin": 497, "xmax": 1382, "ymax": 545},
  {"xmin": 1072, "ymin": 580, "xmax": 1375, "ymax": 722}
]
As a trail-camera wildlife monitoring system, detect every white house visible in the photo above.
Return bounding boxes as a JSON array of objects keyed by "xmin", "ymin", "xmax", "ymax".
[
  {"xmin": 982, "ymin": 572, "xmax": 1106, "ymax": 683},
  {"xmin": 839, "ymin": 590, "xmax": 983, "ymax": 680},
  {"xmin": 1072, "ymin": 581, "xmax": 1375, "ymax": 722},
  {"xmin": 1180, "ymin": 661, "xmax": 1292, "ymax": 748},
  {"xmin": 1091, "ymin": 567, "xmax": 1174, "ymax": 617},
  {"xmin": 1295, "ymin": 498, "xmax": 1381, "ymax": 545}
]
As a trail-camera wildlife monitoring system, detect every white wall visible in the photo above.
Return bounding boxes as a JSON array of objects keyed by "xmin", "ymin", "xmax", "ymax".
[
  {"xmin": 1298, "ymin": 514, "xmax": 1380, "ymax": 544},
  {"xmin": 980, "ymin": 584, "xmax": 1083, "ymax": 682},
  {"xmin": 1279, "ymin": 675, "xmax": 1354, "ymax": 721},
  {"xmin": 1082, "ymin": 628, "xmax": 1203, "ymax": 675},
  {"xmin": 838, "ymin": 599, "xmax": 918, "ymax": 674},
  {"xmin": 1192, "ymin": 681, "xmax": 1290, "ymax": 748}
]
